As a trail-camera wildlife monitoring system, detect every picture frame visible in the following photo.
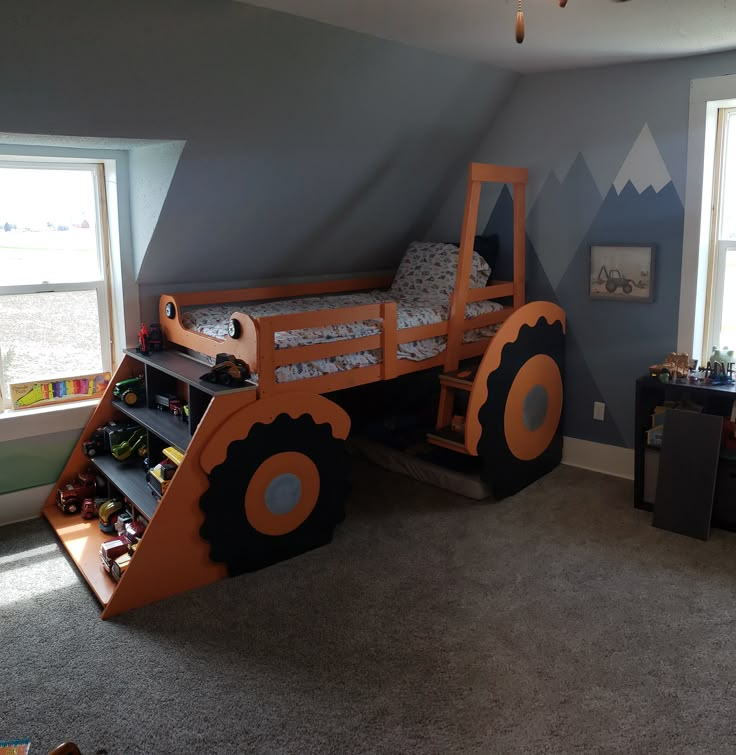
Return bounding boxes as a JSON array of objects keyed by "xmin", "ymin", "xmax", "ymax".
[{"xmin": 589, "ymin": 243, "xmax": 656, "ymax": 302}]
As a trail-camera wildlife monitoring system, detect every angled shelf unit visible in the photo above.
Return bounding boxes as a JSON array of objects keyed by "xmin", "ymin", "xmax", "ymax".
[{"xmin": 43, "ymin": 348, "xmax": 257, "ymax": 618}]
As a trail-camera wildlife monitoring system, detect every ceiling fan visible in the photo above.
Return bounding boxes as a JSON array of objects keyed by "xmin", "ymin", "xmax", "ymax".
[{"xmin": 515, "ymin": 0, "xmax": 633, "ymax": 44}]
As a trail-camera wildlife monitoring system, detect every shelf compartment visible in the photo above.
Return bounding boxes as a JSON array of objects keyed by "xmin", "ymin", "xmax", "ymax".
[
  {"xmin": 43, "ymin": 505, "xmax": 116, "ymax": 606},
  {"xmin": 123, "ymin": 348, "xmax": 257, "ymax": 396},
  {"xmin": 113, "ymin": 399, "xmax": 191, "ymax": 453},
  {"xmin": 92, "ymin": 455, "xmax": 158, "ymax": 521}
]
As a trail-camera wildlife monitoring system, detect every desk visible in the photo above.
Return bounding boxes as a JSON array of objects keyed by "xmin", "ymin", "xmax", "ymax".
[{"xmin": 634, "ymin": 376, "xmax": 736, "ymax": 535}]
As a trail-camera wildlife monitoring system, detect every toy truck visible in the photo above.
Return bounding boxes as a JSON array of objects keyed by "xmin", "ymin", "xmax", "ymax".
[
  {"xmin": 82, "ymin": 496, "xmax": 113, "ymax": 520},
  {"xmin": 200, "ymin": 353, "xmax": 251, "ymax": 386},
  {"xmin": 146, "ymin": 446, "xmax": 184, "ymax": 499},
  {"xmin": 82, "ymin": 427, "xmax": 107, "ymax": 458},
  {"xmin": 56, "ymin": 470, "xmax": 97, "ymax": 515},
  {"xmin": 100, "ymin": 538, "xmax": 129, "ymax": 573}
]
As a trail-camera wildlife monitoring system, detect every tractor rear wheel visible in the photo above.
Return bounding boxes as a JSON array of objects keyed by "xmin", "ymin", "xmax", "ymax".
[
  {"xmin": 199, "ymin": 413, "xmax": 351, "ymax": 575},
  {"xmin": 606, "ymin": 279, "xmax": 617, "ymax": 293}
]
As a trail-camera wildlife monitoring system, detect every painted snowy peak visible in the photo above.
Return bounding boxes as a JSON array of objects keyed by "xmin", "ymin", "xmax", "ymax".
[{"xmin": 613, "ymin": 124, "xmax": 672, "ymax": 196}]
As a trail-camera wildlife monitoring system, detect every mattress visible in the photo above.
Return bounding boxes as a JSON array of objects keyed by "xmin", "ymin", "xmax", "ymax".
[{"xmin": 181, "ymin": 291, "xmax": 503, "ymax": 384}]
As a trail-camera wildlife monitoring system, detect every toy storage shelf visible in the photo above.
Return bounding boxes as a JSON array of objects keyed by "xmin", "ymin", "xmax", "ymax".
[
  {"xmin": 113, "ymin": 399, "xmax": 191, "ymax": 453},
  {"xmin": 43, "ymin": 347, "xmax": 256, "ymax": 618},
  {"xmin": 45, "ymin": 505, "xmax": 116, "ymax": 606},
  {"xmin": 92, "ymin": 455, "xmax": 158, "ymax": 520},
  {"xmin": 122, "ymin": 348, "xmax": 256, "ymax": 396}
]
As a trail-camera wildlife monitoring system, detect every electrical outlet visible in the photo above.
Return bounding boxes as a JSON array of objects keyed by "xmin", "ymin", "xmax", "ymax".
[{"xmin": 593, "ymin": 401, "xmax": 606, "ymax": 421}]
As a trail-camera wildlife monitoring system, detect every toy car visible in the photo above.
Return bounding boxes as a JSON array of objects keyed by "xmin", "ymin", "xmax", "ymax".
[
  {"xmin": 200, "ymin": 353, "xmax": 251, "ymax": 386},
  {"xmin": 124, "ymin": 519, "xmax": 146, "ymax": 543},
  {"xmin": 114, "ymin": 510, "xmax": 134, "ymax": 538},
  {"xmin": 82, "ymin": 427, "xmax": 107, "ymax": 458},
  {"xmin": 154, "ymin": 393, "xmax": 179, "ymax": 411},
  {"xmin": 111, "ymin": 551, "xmax": 132, "ymax": 582},
  {"xmin": 99, "ymin": 499, "xmax": 125, "ymax": 533},
  {"xmin": 56, "ymin": 470, "xmax": 97, "ymax": 515},
  {"xmin": 113, "ymin": 376, "xmax": 145, "ymax": 407},
  {"xmin": 81, "ymin": 496, "xmax": 112, "ymax": 520},
  {"xmin": 100, "ymin": 538, "xmax": 129, "ymax": 573},
  {"xmin": 147, "ymin": 459, "xmax": 177, "ymax": 498}
]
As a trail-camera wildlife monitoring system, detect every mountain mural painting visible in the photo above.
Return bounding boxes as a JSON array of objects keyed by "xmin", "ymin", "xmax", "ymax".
[{"xmin": 482, "ymin": 124, "xmax": 684, "ymax": 449}]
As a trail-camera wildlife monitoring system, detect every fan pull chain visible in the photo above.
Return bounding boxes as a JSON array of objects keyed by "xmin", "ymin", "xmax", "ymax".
[
  {"xmin": 515, "ymin": 0, "xmax": 568, "ymax": 44},
  {"xmin": 515, "ymin": 0, "xmax": 525, "ymax": 43}
]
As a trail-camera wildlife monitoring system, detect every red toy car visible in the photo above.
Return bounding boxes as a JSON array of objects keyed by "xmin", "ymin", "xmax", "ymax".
[
  {"xmin": 81, "ymin": 497, "xmax": 110, "ymax": 520},
  {"xmin": 56, "ymin": 471, "xmax": 97, "ymax": 515}
]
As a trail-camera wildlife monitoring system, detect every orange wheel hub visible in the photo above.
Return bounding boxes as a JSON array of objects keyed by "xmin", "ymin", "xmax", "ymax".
[
  {"xmin": 244, "ymin": 452, "xmax": 321, "ymax": 536},
  {"xmin": 503, "ymin": 354, "xmax": 563, "ymax": 461}
]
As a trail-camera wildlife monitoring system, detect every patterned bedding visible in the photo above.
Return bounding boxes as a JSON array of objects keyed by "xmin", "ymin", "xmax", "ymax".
[
  {"xmin": 181, "ymin": 242, "xmax": 504, "ymax": 384},
  {"xmin": 182, "ymin": 292, "xmax": 502, "ymax": 384}
]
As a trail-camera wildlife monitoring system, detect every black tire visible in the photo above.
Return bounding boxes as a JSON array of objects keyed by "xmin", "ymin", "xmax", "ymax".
[
  {"xmin": 606, "ymin": 279, "xmax": 617, "ymax": 293},
  {"xmin": 623, "ymin": 283, "xmax": 633, "ymax": 294},
  {"xmin": 165, "ymin": 302, "xmax": 176, "ymax": 319},
  {"xmin": 227, "ymin": 319, "xmax": 241, "ymax": 339},
  {"xmin": 65, "ymin": 500, "xmax": 80, "ymax": 515},
  {"xmin": 477, "ymin": 317, "xmax": 565, "ymax": 499},
  {"xmin": 199, "ymin": 413, "xmax": 351, "ymax": 576},
  {"xmin": 87, "ymin": 447, "xmax": 97, "ymax": 458}
]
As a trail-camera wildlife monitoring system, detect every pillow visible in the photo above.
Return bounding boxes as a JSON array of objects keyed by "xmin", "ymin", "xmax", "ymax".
[
  {"xmin": 390, "ymin": 241, "xmax": 491, "ymax": 302},
  {"xmin": 445, "ymin": 235, "xmax": 499, "ymax": 285}
]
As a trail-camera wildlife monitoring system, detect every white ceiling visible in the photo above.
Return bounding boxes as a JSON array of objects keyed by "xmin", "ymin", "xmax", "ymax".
[{"xmin": 240, "ymin": 0, "xmax": 736, "ymax": 73}]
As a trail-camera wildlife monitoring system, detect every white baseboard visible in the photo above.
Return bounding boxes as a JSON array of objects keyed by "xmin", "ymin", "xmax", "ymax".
[
  {"xmin": 562, "ymin": 436, "xmax": 634, "ymax": 480},
  {"xmin": 0, "ymin": 484, "xmax": 54, "ymax": 526}
]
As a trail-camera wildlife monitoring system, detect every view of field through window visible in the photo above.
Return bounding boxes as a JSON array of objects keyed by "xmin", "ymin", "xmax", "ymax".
[
  {"xmin": 716, "ymin": 113, "xmax": 736, "ymax": 351},
  {"xmin": 0, "ymin": 166, "xmax": 106, "ymax": 404}
]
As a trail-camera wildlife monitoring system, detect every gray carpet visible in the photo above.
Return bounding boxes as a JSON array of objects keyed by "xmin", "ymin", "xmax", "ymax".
[{"xmin": 2, "ymin": 461, "xmax": 736, "ymax": 755}]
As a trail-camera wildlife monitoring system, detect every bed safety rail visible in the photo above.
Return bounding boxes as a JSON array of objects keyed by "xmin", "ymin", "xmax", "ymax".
[{"xmin": 254, "ymin": 301, "xmax": 399, "ymax": 396}]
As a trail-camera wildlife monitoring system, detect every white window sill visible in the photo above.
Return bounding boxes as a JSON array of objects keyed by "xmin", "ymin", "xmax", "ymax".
[{"xmin": 0, "ymin": 399, "xmax": 98, "ymax": 443}]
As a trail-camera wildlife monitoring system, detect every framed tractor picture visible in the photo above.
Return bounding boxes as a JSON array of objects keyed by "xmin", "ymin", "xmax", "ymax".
[{"xmin": 589, "ymin": 244, "xmax": 655, "ymax": 302}]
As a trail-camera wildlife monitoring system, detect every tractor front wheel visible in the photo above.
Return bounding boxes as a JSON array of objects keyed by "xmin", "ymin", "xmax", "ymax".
[
  {"xmin": 199, "ymin": 413, "xmax": 351, "ymax": 575},
  {"xmin": 623, "ymin": 282, "xmax": 633, "ymax": 294}
]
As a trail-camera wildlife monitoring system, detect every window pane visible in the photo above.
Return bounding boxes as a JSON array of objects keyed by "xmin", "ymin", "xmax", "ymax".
[
  {"xmin": 717, "ymin": 247, "xmax": 736, "ymax": 349},
  {"xmin": 0, "ymin": 290, "xmax": 104, "ymax": 398},
  {"xmin": 720, "ymin": 112, "xmax": 736, "ymax": 241},
  {"xmin": 0, "ymin": 167, "xmax": 100, "ymax": 285}
]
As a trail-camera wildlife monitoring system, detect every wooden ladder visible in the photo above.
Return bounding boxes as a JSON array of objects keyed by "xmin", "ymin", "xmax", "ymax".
[{"xmin": 426, "ymin": 362, "xmax": 480, "ymax": 455}]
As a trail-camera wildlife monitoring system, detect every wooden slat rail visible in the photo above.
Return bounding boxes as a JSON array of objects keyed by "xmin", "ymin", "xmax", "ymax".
[
  {"xmin": 167, "ymin": 275, "xmax": 394, "ymax": 307},
  {"xmin": 261, "ymin": 303, "xmax": 383, "ymax": 333},
  {"xmin": 272, "ymin": 335, "xmax": 382, "ymax": 367},
  {"xmin": 463, "ymin": 308, "xmax": 513, "ymax": 330},
  {"xmin": 398, "ymin": 322, "xmax": 448, "ymax": 343},
  {"xmin": 381, "ymin": 302, "xmax": 398, "ymax": 379},
  {"xmin": 257, "ymin": 301, "xmax": 399, "ymax": 393},
  {"xmin": 467, "ymin": 281, "xmax": 515, "ymax": 302}
]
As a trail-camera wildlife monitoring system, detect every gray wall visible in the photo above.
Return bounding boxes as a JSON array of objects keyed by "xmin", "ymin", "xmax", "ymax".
[
  {"xmin": 431, "ymin": 51, "xmax": 736, "ymax": 448},
  {"xmin": 0, "ymin": 0, "xmax": 517, "ymax": 290},
  {"xmin": 0, "ymin": 0, "xmax": 517, "ymax": 499}
]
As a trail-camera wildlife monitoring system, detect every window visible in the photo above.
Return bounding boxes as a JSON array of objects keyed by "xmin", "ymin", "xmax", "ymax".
[
  {"xmin": 0, "ymin": 161, "xmax": 114, "ymax": 409},
  {"xmin": 703, "ymin": 108, "xmax": 736, "ymax": 360}
]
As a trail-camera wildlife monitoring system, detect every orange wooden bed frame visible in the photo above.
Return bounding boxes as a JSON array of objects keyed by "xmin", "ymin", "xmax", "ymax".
[
  {"xmin": 159, "ymin": 163, "xmax": 528, "ymax": 396},
  {"xmin": 45, "ymin": 163, "xmax": 570, "ymax": 619}
]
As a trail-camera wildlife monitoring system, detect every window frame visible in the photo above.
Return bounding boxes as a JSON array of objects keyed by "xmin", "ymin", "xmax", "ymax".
[
  {"xmin": 0, "ymin": 147, "xmax": 137, "ymax": 415},
  {"xmin": 678, "ymin": 74, "xmax": 736, "ymax": 363}
]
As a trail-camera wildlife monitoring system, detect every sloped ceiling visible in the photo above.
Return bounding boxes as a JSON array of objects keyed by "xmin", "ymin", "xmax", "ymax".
[{"xmin": 241, "ymin": 0, "xmax": 736, "ymax": 73}]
